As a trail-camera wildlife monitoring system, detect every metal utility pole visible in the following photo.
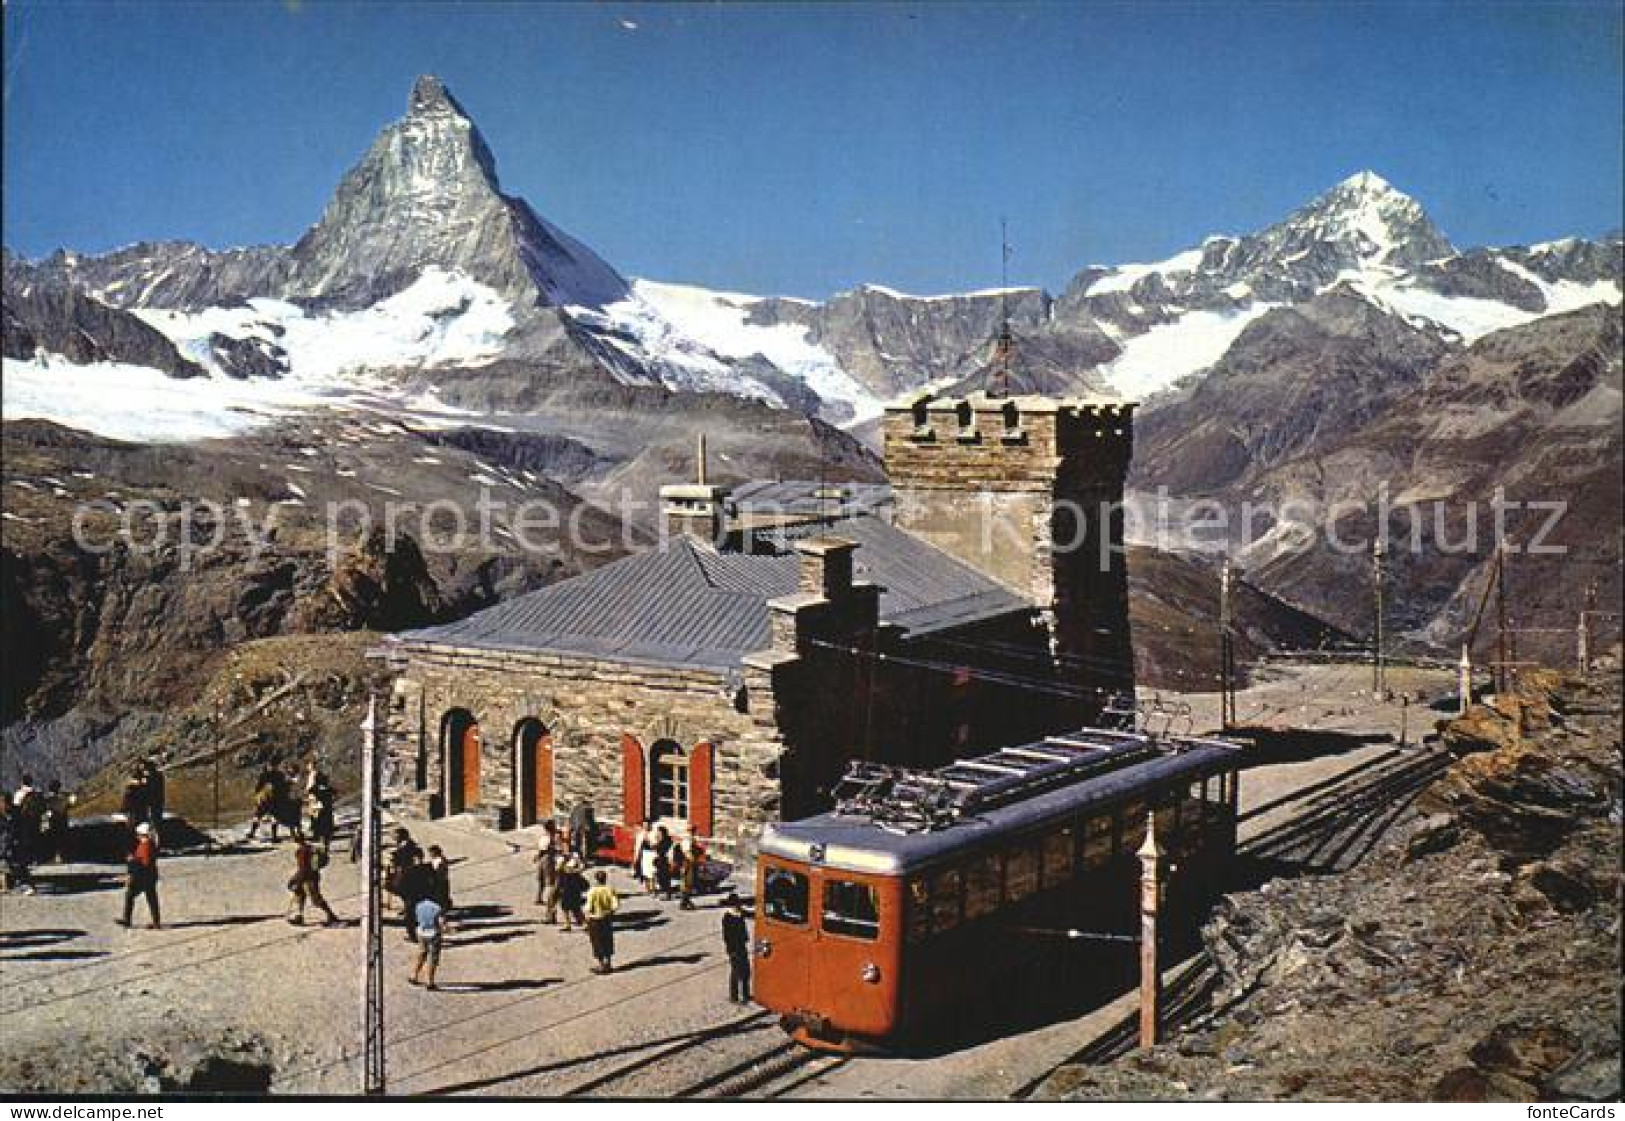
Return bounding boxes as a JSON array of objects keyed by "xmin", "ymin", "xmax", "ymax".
[
  {"xmin": 1219, "ymin": 557, "xmax": 1237, "ymax": 729},
  {"xmin": 1371, "ymin": 540, "xmax": 1387, "ymax": 699},
  {"xmin": 1578, "ymin": 579, "xmax": 1596, "ymax": 673},
  {"xmin": 211, "ymin": 705, "xmax": 222, "ymax": 857},
  {"xmin": 1137, "ymin": 812, "xmax": 1161, "ymax": 1050},
  {"xmin": 991, "ymin": 218, "xmax": 1014, "ymax": 399},
  {"xmin": 1494, "ymin": 539, "xmax": 1511, "ymax": 696},
  {"xmin": 359, "ymin": 696, "xmax": 386, "ymax": 1096}
]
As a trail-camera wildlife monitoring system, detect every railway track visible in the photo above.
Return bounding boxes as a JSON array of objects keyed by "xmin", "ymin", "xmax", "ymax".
[
  {"xmin": 545, "ymin": 1010, "xmax": 849, "ymax": 1099},
  {"xmin": 674, "ymin": 1038, "xmax": 851, "ymax": 1099},
  {"xmin": 555, "ymin": 1009, "xmax": 775, "ymax": 1097}
]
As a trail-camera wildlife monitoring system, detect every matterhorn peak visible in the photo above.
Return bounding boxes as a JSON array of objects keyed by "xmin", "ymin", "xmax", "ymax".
[
  {"xmin": 284, "ymin": 75, "xmax": 628, "ymax": 312},
  {"xmin": 409, "ymin": 74, "xmax": 459, "ymax": 114}
]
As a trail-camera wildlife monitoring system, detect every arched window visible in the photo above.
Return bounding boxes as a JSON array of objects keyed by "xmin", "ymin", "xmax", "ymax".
[{"xmin": 650, "ymin": 739, "xmax": 690, "ymax": 822}]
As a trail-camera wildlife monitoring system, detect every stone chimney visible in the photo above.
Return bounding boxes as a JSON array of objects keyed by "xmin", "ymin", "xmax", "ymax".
[
  {"xmin": 661, "ymin": 484, "xmax": 729, "ymax": 543},
  {"xmin": 795, "ymin": 536, "xmax": 856, "ymax": 599},
  {"xmin": 661, "ymin": 431, "xmax": 730, "ymax": 543}
]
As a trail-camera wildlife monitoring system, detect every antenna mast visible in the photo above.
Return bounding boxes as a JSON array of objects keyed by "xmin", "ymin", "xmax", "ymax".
[{"xmin": 992, "ymin": 217, "xmax": 1014, "ymax": 399}]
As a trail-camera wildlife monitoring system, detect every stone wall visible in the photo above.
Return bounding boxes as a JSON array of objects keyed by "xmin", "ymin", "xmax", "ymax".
[{"xmin": 385, "ymin": 642, "xmax": 781, "ymax": 860}]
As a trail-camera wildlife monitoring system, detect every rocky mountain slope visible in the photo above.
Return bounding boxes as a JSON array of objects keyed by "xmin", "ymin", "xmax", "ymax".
[
  {"xmin": 1041, "ymin": 667, "xmax": 1621, "ymax": 1102},
  {"xmin": 0, "ymin": 415, "xmax": 635, "ymax": 785},
  {"xmin": 1238, "ymin": 302, "xmax": 1622, "ymax": 655}
]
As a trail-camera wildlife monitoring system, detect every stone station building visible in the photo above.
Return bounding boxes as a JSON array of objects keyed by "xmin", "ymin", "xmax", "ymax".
[{"xmin": 380, "ymin": 391, "xmax": 1135, "ymax": 862}]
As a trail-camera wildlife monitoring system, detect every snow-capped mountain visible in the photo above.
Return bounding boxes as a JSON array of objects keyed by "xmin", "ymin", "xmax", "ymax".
[
  {"xmin": 4, "ymin": 71, "xmax": 1620, "ymax": 446},
  {"xmin": 4, "ymin": 76, "xmax": 855, "ymax": 435},
  {"xmin": 1030, "ymin": 171, "xmax": 1622, "ymax": 400}
]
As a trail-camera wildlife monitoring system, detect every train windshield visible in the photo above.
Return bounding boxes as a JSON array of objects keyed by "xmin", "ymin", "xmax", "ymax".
[
  {"xmin": 763, "ymin": 866, "xmax": 810, "ymax": 925},
  {"xmin": 822, "ymin": 879, "xmax": 880, "ymax": 940}
]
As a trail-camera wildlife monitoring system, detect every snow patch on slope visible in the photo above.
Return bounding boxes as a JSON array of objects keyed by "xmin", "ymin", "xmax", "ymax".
[
  {"xmin": 581, "ymin": 279, "xmax": 884, "ymax": 424},
  {"xmin": 2, "ymin": 267, "xmax": 506, "ymax": 442},
  {"xmin": 1087, "ymin": 247, "xmax": 1206, "ymax": 296},
  {"xmin": 135, "ymin": 266, "xmax": 515, "ymax": 379},
  {"xmin": 1340, "ymin": 263, "xmax": 1622, "ymax": 342},
  {"xmin": 3, "ymin": 352, "xmax": 317, "ymax": 441},
  {"xmin": 1097, "ymin": 304, "xmax": 1275, "ymax": 400}
]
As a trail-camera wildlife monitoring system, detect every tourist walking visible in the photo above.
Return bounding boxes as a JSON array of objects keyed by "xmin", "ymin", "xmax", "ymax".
[
  {"xmin": 43, "ymin": 781, "xmax": 72, "ymax": 863},
  {"xmin": 534, "ymin": 822, "xmax": 561, "ymax": 923},
  {"xmin": 568, "ymin": 801, "xmax": 597, "ymax": 862},
  {"xmin": 141, "ymin": 757, "xmax": 166, "ymax": 831},
  {"xmin": 117, "ymin": 823, "xmax": 162, "ymax": 929},
  {"xmin": 584, "ymin": 870, "xmax": 619, "ymax": 973},
  {"xmin": 558, "ymin": 856, "xmax": 588, "ymax": 933},
  {"xmin": 286, "ymin": 835, "xmax": 340, "ymax": 925},
  {"xmin": 386, "ymin": 827, "xmax": 425, "ymax": 920},
  {"xmin": 246, "ymin": 763, "xmax": 287, "ymax": 841},
  {"xmin": 676, "ymin": 834, "xmax": 698, "ymax": 910},
  {"xmin": 119, "ymin": 774, "xmax": 148, "ymax": 833},
  {"xmin": 653, "ymin": 825, "xmax": 674, "ymax": 900},
  {"xmin": 11, "ymin": 780, "xmax": 45, "ymax": 875},
  {"xmin": 410, "ymin": 894, "xmax": 446, "ymax": 991},
  {"xmin": 722, "ymin": 893, "xmax": 752, "ymax": 1003},
  {"xmin": 306, "ymin": 771, "xmax": 337, "ymax": 856},
  {"xmin": 426, "ymin": 844, "xmax": 453, "ymax": 913},
  {"xmin": 0, "ymin": 797, "xmax": 32, "ymax": 894},
  {"xmin": 398, "ymin": 847, "xmax": 435, "ymax": 943},
  {"xmin": 631, "ymin": 821, "xmax": 654, "ymax": 892}
]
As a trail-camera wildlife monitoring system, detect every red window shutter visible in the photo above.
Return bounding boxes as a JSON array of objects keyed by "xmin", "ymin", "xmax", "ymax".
[
  {"xmin": 690, "ymin": 741, "xmax": 714, "ymax": 839},
  {"xmin": 621, "ymin": 734, "xmax": 645, "ymax": 828}
]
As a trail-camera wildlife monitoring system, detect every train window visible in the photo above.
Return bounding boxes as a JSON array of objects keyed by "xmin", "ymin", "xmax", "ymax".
[
  {"xmin": 823, "ymin": 879, "xmax": 880, "ymax": 941},
  {"xmin": 1116, "ymin": 801, "xmax": 1146, "ymax": 855},
  {"xmin": 1043, "ymin": 828, "xmax": 1074, "ymax": 885},
  {"xmin": 1081, "ymin": 814, "xmax": 1114, "ymax": 867},
  {"xmin": 906, "ymin": 879, "xmax": 931, "ymax": 943},
  {"xmin": 965, "ymin": 854, "xmax": 1002, "ymax": 919},
  {"xmin": 1005, "ymin": 843, "xmax": 1040, "ymax": 901},
  {"xmin": 763, "ymin": 866, "xmax": 809, "ymax": 925},
  {"xmin": 930, "ymin": 867, "xmax": 963, "ymax": 933}
]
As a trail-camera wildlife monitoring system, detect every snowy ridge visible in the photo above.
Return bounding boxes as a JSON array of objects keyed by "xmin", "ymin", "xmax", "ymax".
[
  {"xmin": 2, "ymin": 267, "xmax": 505, "ymax": 442},
  {"xmin": 1087, "ymin": 247, "xmax": 1207, "ymax": 296},
  {"xmin": 574, "ymin": 279, "xmax": 884, "ymax": 424},
  {"xmin": 1097, "ymin": 304, "xmax": 1276, "ymax": 400},
  {"xmin": 136, "ymin": 267, "xmax": 516, "ymax": 380}
]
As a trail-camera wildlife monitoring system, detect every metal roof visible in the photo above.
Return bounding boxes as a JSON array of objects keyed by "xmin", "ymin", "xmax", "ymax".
[
  {"xmin": 400, "ymin": 513, "xmax": 1030, "ymax": 670},
  {"xmin": 758, "ymin": 731, "xmax": 1239, "ymax": 875},
  {"xmin": 730, "ymin": 480, "xmax": 893, "ymax": 517}
]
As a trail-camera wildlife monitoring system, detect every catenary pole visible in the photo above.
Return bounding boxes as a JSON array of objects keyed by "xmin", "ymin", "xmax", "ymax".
[
  {"xmin": 1371, "ymin": 539, "xmax": 1387, "ymax": 699},
  {"xmin": 1138, "ymin": 812, "xmax": 1161, "ymax": 1050},
  {"xmin": 360, "ymin": 695, "xmax": 385, "ymax": 1096}
]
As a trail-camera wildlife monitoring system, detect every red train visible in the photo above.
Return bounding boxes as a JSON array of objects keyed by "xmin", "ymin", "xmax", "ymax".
[{"xmin": 752, "ymin": 727, "xmax": 1241, "ymax": 1051}]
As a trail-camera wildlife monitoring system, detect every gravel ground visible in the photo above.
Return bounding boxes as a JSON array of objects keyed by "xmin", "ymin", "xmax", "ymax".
[{"xmin": 0, "ymin": 663, "xmax": 1454, "ymax": 1098}]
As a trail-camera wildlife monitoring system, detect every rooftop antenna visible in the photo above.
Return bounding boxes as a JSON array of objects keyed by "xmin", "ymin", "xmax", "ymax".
[{"xmin": 991, "ymin": 217, "xmax": 1014, "ymax": 399}]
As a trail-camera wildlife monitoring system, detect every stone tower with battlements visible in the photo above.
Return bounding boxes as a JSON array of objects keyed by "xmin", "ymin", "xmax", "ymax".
[{"xmin": 883, "ymin": 391, "xmax": 1136, "ymax": 707}]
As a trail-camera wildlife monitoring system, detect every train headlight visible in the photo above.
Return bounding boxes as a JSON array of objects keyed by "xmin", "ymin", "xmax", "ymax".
[
  {"xmin": 754, "ymin": 938, "xmax": 772, "ymax": 958},
  {"xmin": 861, "ymin": 962, "xmax": 881, "ymax": 984}
]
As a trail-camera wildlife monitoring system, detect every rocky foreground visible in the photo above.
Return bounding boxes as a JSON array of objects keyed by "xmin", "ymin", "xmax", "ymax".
[{"xmin": 1041, "ymin": 666, "xmax": 1622, "ymax": 1102}]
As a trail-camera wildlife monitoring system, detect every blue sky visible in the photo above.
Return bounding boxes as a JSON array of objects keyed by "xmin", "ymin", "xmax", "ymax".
[{"xmin": 4, "ymin": 1, "xmax": 1621, "ymax": 298}]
